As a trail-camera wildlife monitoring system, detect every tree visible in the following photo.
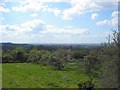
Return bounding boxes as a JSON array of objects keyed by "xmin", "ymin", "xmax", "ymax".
[
  {"xmin": 12, "ymin": 47, "xmax": 28, "ymax": 62},
  {"xmin": 27, "ymin": 49, "xmax": 42, "ymax": 63},
  {"xmin": 98, "ymin": 30, "xmax": 119, "ymax": 88},
  {"xmin": 27, "ymin": 49, "xmax": 51, "ymax": 64},
  {"xmin": 2, "ymin": 53, "xmax": 13, "ymax": 63},
  {"xmin": 0, "ymin": 49, "xmax": 2, "ymax": 63},
  {"xmin": 84, "ymin": 50, "xmax": 100, "ymax": 77},
  {"xmin": 48, "ymin": 48, "xmax": 70, "ymax": 70},
  {"xmin": 49, "ymin": 55, "xmax": 64, "ymax": 70},
  {"xmin": 72, "ymin": 49, "xmax": 89, "ymax": 60}
]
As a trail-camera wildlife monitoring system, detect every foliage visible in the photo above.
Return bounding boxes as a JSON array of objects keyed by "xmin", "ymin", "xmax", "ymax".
[
  {"xmin": 27, "ymin": 49, "xmax": 51, "ymax": 64},
  {"xmin": 49, "ymin": 55, "xmax": 64, "ymax": 70},
  {"xmin": 72, "ymin": 49, "xmax": 90, "ymax": 60},
  {"xmin": 11, "ymin": 47, "xmax": 28, "ymax": 62},
  {"xmin": 83, "ymin": 50, "xmax": 101, "ymax": 77},
  {"xmin": 49, "ymin": 48, "xmax": 67, "ymax": 70},
  {"xmin": 98, "ymin": 30, "xmax": 119, "ymax": 88},
  {"xmin": 2, "ymin": 53, "xmax": 13, "ymax": 63},
  {"xmin": 78, "ymin": 77, "xmax": 94, "ymax": 89}
]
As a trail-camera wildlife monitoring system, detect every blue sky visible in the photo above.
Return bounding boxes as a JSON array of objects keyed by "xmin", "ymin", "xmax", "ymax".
[{"xmin": 0, "ymin": 0, "xmax": 118, "ymax": 43}]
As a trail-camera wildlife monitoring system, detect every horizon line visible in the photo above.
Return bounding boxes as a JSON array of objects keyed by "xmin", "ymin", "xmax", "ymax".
[{"xmin": 0, "ymin": 42, "xmax": 103, "ymax": 45}]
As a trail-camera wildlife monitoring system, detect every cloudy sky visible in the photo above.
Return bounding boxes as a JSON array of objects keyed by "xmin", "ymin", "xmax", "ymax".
[{"xmin": 0, "ymin": 0, "xmax": 118, "ymax": 44}]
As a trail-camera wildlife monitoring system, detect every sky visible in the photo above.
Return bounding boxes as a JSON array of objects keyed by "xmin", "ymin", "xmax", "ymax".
[{"xmin": 0, "ymin": 0, "xmax": 118, "ymax": 44}]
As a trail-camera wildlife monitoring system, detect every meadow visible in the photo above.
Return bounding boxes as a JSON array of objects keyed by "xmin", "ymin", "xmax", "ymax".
[
  {"xmin": 0, "ymin": 64, "xmax": 2, "ymax": 88},
  {"xmin": 2, "ymin": 63, "xmax": 90, "ymax": 88}
]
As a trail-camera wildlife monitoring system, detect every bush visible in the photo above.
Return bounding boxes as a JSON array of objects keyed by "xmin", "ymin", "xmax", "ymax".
[
  {"xmin": 48, "ymin": 48, "xmax": 69, "ymax": 70},
  {"xmin": 83, "ymin": 51, "xmax": 100, "ymax": 77},
  {"xmin": 27, "ymin": 49, "xmax": 51, "ymax": 63},
  {"xmin": 78, "ymin": 78, "xmax": 94, "ymax": 90},
  {"xmin": 2, "ymin": 53, "xmax": 13, "ymax": 63}
]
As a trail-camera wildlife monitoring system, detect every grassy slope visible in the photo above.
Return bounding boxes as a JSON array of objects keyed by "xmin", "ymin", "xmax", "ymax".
[
  {"xmin": 0, "ymin": 64, "xmax": 2, "ymax": 88},
  {"xmin": 2, "ymin": 63, "xmax": 89, "ymax": 88}
]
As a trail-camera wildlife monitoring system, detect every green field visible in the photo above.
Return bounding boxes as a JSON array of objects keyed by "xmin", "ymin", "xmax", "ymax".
[
  {"xmin": 0, "ymin": 64, "xmax": 2, "ymax": 88},
  {"xmin": 2, "ymin": 63, "xmax": 90, "ymax": 88}
]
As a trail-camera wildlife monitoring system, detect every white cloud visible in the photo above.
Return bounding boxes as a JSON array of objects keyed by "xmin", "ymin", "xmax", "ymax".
[
  {"xmin": 40, "ymin": 25, "xmax": 88, "ymax": 35},
  {"xmin": 112, "ymin": 11, "xmax": 118, "ymax": 17},
  {"xmin": 1, "ymin": 21, "xmax": 108, "ymax": 43},
  {"xmin": 91, "ymin": 13, "xmax": 98, "ymax": 20},
  {"xmin": 11, "ymin": 1, "xmax": 61, "ymax": 16},
  {"xmin": 1, "ymin": 20, "xmax": 90, "ymax": 43},
  {"xmin": 96, "ymin": 20, "xmax": 111, "ymax": 26},
  {"xmin": 11, "ymin": 2, "xmax": 46, "ymax": 12},
  {"xmin": 0, "ymin": 19, "xmax": 45, "ymax": 37},
  {"xmin": 0, "ymin": 3, "xmax": 11, "ymax": 12},
  {"xmin": 10, "ymin": 0, "xmax": 118, "ymax": 20},
  {"xmin": 1, "ymin": 19, "xmax": 88, "ymax": 37},
  {"xmin": 0, "ymin": 17, "xmax": 5, "ymax": 21},
  {"xmin": 34, "ymin": 25, "xmax": 89, "ymax": 43},
  {"xmin": 62, "ymin": 0, "xmax": 117, "ymax": 20},
  {"xmin": 43, "ymin": 7, "xmax": 61, "ymax": 16},
  {"xmin": 62, "ymin": 0, "xmax": 101, "ymax": 20},
  {"xmin": 30, "ymin": 13, "xmax": 38, "ymax": 17},
  {"xmin": 1, "ymin": 0, "xmax": 118, "ymax": 43},
  {"xmin": 0, "ymin": 25, "xmax": 6, "ymax": 33},
  {"xmin": 96, "ymin": 11, "xmax": 118, "ymax": 26},
  {"xmin": 1, "ymin": 19, "xmax": 45, "ymax": 42},
  {"xmin": 19, "ymin": 19, "xmax": 45, "ymax": 33},
  {"xmin": 3, "ymin": 0, "xmax": 119, "ymax": 3}
]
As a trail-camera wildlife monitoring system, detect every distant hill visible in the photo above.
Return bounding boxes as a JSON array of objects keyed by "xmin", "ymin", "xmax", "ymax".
[
  {"xmin": 1, "ymin": 42, "xmax": 102, "ymax": 51},
  {"xmin": 1, "ymin": 42, "xmax": 30, "ymax": 46}
]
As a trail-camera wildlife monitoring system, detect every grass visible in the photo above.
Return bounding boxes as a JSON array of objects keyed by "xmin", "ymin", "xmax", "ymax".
[
  {"xmin": 0, "ymin": 64, "xmax": 2, "ymax": 88},
  {"xmin": 2, "ymin": 63, "xmax": 90, "ymax": 88}
]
